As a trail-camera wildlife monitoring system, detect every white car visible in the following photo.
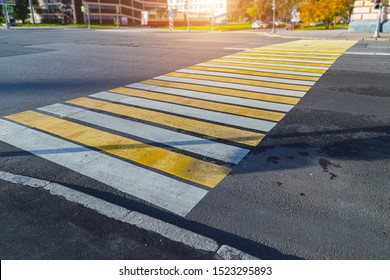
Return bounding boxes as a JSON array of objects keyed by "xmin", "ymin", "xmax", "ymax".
[{"xmin": 252, "ymin": 20, "xmax": 268, "ymax": 29}]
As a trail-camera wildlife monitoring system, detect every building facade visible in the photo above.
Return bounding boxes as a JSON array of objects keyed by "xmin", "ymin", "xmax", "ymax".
[
  {"xmin": 33, "ymin": 0, "xmax": 231, "ymax": 26},
  {"xmin": 349, "ymin": 0, "xmax": 390, "ymax": 32}
]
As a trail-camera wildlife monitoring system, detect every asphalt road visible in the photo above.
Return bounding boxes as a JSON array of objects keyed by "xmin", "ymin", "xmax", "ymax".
[{"xmin": 0, "ymin": 28, "xmax": 389, "ymax": 260}]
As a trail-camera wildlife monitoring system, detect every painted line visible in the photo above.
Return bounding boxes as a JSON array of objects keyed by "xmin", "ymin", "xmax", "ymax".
[
  {"xmin": 211, "ymin": 59, "xmax": 326, "ymax": 73},
  {"xmin": 345, "ymin": 52, "xmax": 390, "ymax": 56},
  {"xmin": 246, "ymin": 49, "xmax": 341, "ymax": 57},
  {"xmin": 240, "ymin": 52, "xmax": 339, "ymax": 60},
  {"xmin": 141, "ymin": 79, "xmax": 301, "ymax": 105},
  {"xmin": 224, "ymin": 47, "xmax": 250, "ymax": 51},
  {"xmin": 92, "ymin": 92, "xmax": 278, "ymax": 132},
  {"xmin": 0, "ymin": 171, "xmax": 131, "ymax": 220},
  {"xmin": 153, "ymin": 75, "xmax": 306, "ymax": 98},
  {"xmin": 5, "ymin": 111, "xmax": 231, "ymax": 188},
  {"xmin": 109, "ymin": 87, "xmax": 286, "ymax": 122},
  {"xmin": 216, "ymin": 58, "xmax": 329, "ymax": 70},
  {"xmin": 190, "ymin": 65, "xmax": 320, "ymax": 81},
  {"xmin": 165, "ymin": 72, "xmax": 311, "ymax": 92},
  {"xmin": 217, "ymin": 245, "xmax": 258, "ymax": 260},
  {"xmin": 0, "ymin": 120, "xmax": 208, "ymax": 216},
  {"xmin": 226, "ymin": 55, "xmax": 334, "ymax": 65},
  {"xmin": 197, "ymin": 62, "xmax": 322, "ymax": 78},
  {"xmin": 177, "ymin": 68, "xmax": 316, "ymax": 86},
  {"xmin": 39, "ymin": 103, "xmax": 250, "ymax": 165},
  {"xmin": 0, "ymin": 170, "xmax": 257, "ymax": 258},
  {"xmin": 129, "ymin": 83, "xmax": 295, "ymax": 112},
  {"xmin": 67, "ymin": 97, "xmax": 266, "ymax": 147}
]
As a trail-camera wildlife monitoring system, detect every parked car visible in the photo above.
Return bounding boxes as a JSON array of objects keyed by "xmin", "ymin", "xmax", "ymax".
[
  {"xmin": 252, "ymin": 20, "xmax": 269, "ymax": 29},
  {"xmin": 286, "ymin": 21, "xmax": 301, "ymax": 30}
]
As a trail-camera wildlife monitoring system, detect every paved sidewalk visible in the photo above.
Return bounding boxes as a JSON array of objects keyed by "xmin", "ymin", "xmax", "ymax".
[{"xmin": 251, "ymin": 28, "xmax": 390, "ymax": 42}]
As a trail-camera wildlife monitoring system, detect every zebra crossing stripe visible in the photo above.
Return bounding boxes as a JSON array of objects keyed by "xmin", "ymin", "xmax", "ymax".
[
  {"xmin": 5, "ymin": 111, "xmax": 231, "ymax": 188},
  {"xmin": 38, "ymin": 103, "xmax": 250, "ymax": 165},
  {"xmin": 91, "ymin": 92, "xmax": 278, "ymax": 132},
  {"xmin": 165, "ymin": 72, "xmax": 310, "ymax": 92},
  {"xmin": 199, "ymin": 62, "xmax": 323, "ymax": 77},
  {"xmin": 176, "ymin": 68, "xmax": 316, "ymax": 86},
  {"xmin": 141, "ymin": 79, "xmax": 301, "ymax": 104},
  {"xmin": 108, "ymin": 87, "xmax": 286, "ymax": 121},
  {"xmin": 67, "ymin": 97, "xmax": 266, "ymax": 147},
  {"xmin": 1, "ymin": 39, "xmax": 358, "ymax": 216},
  {"xmin": 189, "ymin": 65, "xmax": 320, "ymax": 81},
  {"xmin": 0, "ymin": 119, "xmax": 207, "ymax": 216},
  {"xmin": 128, "ymin": 83, "xmax": 295, "ymax": 112}
]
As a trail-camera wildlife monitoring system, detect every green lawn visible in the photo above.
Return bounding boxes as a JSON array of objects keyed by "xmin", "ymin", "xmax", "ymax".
[
  {"xmin": 16, "ymin": 22, "xmax": 349, "ymax": 31},
  {"xmin": 18, "ymin": 23, "xmax": 123, "ymax": 29}
]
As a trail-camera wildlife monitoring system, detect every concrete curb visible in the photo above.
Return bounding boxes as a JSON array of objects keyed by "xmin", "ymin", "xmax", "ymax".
[
  {"xmin": 0, "ymin": 171, "xmax": 258, "ymax": 260},
  {"xmin": 236, "ymin": 30, "xmax": 390, "ymax": 42}
]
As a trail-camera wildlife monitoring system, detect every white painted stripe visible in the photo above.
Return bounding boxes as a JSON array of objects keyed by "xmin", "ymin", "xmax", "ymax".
[
  {"xmin": 214, "ymin": 59, "xmax": 329, "ymax": 70},
  {"xmin": 224, "ymin": 47, "xmax": 250, "ymax": 51},
  {"xmin": 129, "ymin": 82, "xmax": 294, "ymax": 112},
  {"xmin": 177, "ymin": 68, "xmax": 315, "ymax": 86},
  {"xmin": 217, "ymin": 245, "xmax": 259, "ymax": 260},
  {"xmin": 0, "ymin": 119, "xmax": 207, "ymax": 216},
  {"xmin": 0, "ymin": 170, "xmax": 50, "ymax": 188},
  {"xmin": 45, "ymin": 182, "xmax": 132, "ymax": 220},
  {"xmin": 241, "ymin": 52, "xmax": 338, "ymax": 60},
  {"xmin": 153, "ymin": 75, "xmax": 306, "ymax": 98},
  {"xmin": 345, "ymin": 52, "xmax": 390, "ymax": 56},
  {"xmin": 39, "ymin": 103, "xmax": 249, "ymax": 164},
  {"xmin": 91, "ymin": 92, "xmax": 278, "ymax": 132},
  {"xmin": 226, "ymin": 55, "xmax": 333, "ymax": 65},
  {"xmin": 0, "ymin": 170, "xmax": 255, "ymax": 255},
  {"xmin": 247, "ymin": 50, "xmax": 341, "ymax": 56},
  {"xmin": 123, "ymin": 211, "xmax": 220, "ymax": 252},
  {"xmin": 198, "ymin": 63, "xmax": 322, "ymax": 77},
  {"xmin": 0, "ymin": 171, "xmax": 132, "ymax": 220}
]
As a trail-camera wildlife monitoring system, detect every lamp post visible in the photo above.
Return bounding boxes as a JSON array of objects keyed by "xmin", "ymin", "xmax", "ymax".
[{"xmin": 271, "ymin": 0, "xmax": 275, "ymax": 33}]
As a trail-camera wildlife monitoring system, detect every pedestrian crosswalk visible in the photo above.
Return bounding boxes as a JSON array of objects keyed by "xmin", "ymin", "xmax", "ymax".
[{"xmin": 0, "ymin": 39, "xmax": 357, "ymax": 217}]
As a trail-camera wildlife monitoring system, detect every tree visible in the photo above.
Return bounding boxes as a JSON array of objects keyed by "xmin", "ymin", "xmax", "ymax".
[
  {"xmin": 299, "ymin": 0, "xmax": 354, "ymax": 28},
  {"xmin": 14, "ymin": 0, "xmax": 39, "ymax": 24}
]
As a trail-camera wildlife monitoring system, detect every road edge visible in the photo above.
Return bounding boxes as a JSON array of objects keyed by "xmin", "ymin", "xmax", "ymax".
[{"xmin": 0, "ymin": 171, "xmax": 258, "ymax": 260}]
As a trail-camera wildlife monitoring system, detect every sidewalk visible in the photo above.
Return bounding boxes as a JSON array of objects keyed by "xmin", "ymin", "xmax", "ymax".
[{"xmin": 251, "ymin": 28, "xmax": 390, "ymax": 42}]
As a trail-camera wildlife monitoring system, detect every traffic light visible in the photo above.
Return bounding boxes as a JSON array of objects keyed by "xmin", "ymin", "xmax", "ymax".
[{"xmin": 373, "ymin": 0, "xmax": 381, "ymax": 9}]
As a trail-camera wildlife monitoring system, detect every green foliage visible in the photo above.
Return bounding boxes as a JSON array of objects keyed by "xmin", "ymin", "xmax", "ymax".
[{"xmin": 14, "ymin": 0, "xmax": 39, "ymax": 24}]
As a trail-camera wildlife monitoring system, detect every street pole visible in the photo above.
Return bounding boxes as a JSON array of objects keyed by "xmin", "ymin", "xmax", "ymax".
[
  {"xmin": 3, "ymin": 4, "xmax": 10, "ymax": 29},
  {"xmin": 28, "ymin": 0, "xmax": 35, "ymax": 24},
  {"xmin": 271, "ymin": 0, "xmax": 275, "ymax": 33},
  {"xmin": 372, "ymin": 1, "xmax": 383, "ymax": 38},
  {"xmin": 211, "ymin": 0, "xmax": 214, "ymax": 32}
]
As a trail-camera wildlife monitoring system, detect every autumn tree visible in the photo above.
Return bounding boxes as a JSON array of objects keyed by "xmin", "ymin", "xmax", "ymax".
[{"xmin": 299, "ymin": 0, "xmax": 354, "ymax": 28}]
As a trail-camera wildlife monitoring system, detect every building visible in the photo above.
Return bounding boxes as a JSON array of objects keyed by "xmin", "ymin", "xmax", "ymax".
[
  {"xmin": 167, "ymin": 0, "xmax": 227, "ymax": 19},
  {"xmin": 33, "ymin": 0, "xmax": 230, "ymax": 26},
  {"xmin": 349, "ymin": 0, "xmax": 389, "ymax": 32},
  {"xmin": 34, "ymin": 0, "xmax": 169, "ymax": 25}
]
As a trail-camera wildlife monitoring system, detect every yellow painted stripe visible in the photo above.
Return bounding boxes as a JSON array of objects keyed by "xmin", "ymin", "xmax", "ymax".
[
  {"xmin": 250, "ymin": 49, "xmax": 343, "ymax": 55},
  {"xmin": 219, "ymin": 57, "xmax": 331, "ymax": 68},
  {"xmin": 165, "ymin": 72, "xmax": 310, "ymax": 92},
  {"xmin": 208, "ymin": 60, "xmax": 326, "ymax": 74},
  {"xmin": 232, "ymin": 53, "xmax": 337, "ymax": 62},
  {"xmin": 109, "ymin": 87, "xmax": 286, "ymax": 122},
  {"xmin": 6, "ymin": 111, "xmax": 231, "ymax": 188},
  {"xmin": 143, "ymin": 79, "xmax": 300, "ymax": 105},
  {"xmin": 189, "ymin": 65, "xmax": 319, "ymax": 82},
  {"xmin": 66, "ymin": 97, "xmax": 265, "ymax": 147}
]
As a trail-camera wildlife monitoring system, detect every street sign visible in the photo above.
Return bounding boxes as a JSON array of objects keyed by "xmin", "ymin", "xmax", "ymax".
[
  {"xmin": 0, "ymin": 0, "xmax": 16, "ymax": 6},
  {"xmin": 6, "ymin": 6, "xmax": 13, "ymax": 12}
]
